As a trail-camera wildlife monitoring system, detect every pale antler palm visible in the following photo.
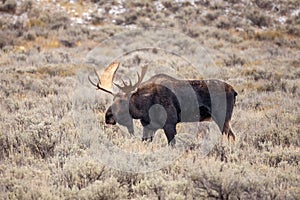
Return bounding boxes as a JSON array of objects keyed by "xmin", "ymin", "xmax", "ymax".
[{"xmin": 88, "ymin": 61, "xmax": 120, "ymax": 95}]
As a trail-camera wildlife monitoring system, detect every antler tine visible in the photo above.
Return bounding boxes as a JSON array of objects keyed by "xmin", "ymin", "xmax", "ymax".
[
  {"xmin": 114, "ymin": 64, "xmax": 148, "ymax": 94},
  {"xmin": 120, "ymin": 78, "xmax": 133, "ymax": 87},
  {"xmin": 114, "ymin": 82, "xmax": 123, "ymax": 90},
  {"xmin": 87, "ymin": 68, "xmax": 101, "ymax": 88},
  {"xmin": 122, "ymin": 79, "xmax": 126, "ymax": 85},
  {"xmin": 88, "ymin": 75, "xmax": 98, "ymax": 88},
  {"xmin": 114, "ymin": 78, "xmax": 134, "ymax": 94},
  {"xmin": 136, "ymin": 72, "xmax": 140, "ymax": 85},
  {"xmin": 129, "ymin": 79, "xmax": 133, "ymax": 86},
  {"xmin": 94, "ymin": 68, "xmax": 101, "ymax": 84},
  {"xmin": 133, "ymin": 65, "xmax": 148, "ymax": 88}
]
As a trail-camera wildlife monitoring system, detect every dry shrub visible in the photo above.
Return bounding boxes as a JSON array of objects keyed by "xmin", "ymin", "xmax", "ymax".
[
  {"xmin": 247, "ymin": 9, "xmax": 271, "ymax": 27},
  {"xmin": 224, "ymin": 0, "xmax": 242, "ymax": 3},
  {"xmin": 0, "ymin": 67, "xmax": 77, "ymax": 161},
  {"xmin": 132, "ymin": 172, "xmax": 189, "ymax": 199},
  {"xmin": 18, "ymin": 0, "xmax": 33, "ymax": 14},
  {"xmin": 0, "ymin": 163, "xmax": 54, "ymax": 199},
  {"xmin": 207, "ymin": 27, "xmax": 244, "ymax": 44},
  {"xmin": 0, "ymin": 31, "xmax": 17, "ymax": 49},
  {"xmin": 252, "ymin": 116, "xmax": 299, "ymax": 148},
  {"xmin": 216, "ymin": 17, "xmax": 232, "ymax": 29},
  {"xmin": 204, "ymin": 11, "xmax": 221, "ymax": 22},
  {"xmin": 23, "ymin": 31, "xmax": 36, "ymax": 41},
  {"xmin": 287, "ymin": 25, "xmax": 300, "ymax": 37},
  {"xmin": 124, "ymin": 12, "xmax": 138, "ymax": 25},
  {"xmin": 243, "ymin": 69, "xmax": 277, "ymax": 81},
  {"xmin": 26, "ymin": 18, "xmax": 45, "ymax": 28},
  {"xmin": 59, "ymin": 160, "xmax": 128, "ymax": 199},
  {"xmin": 0, "ymin": 1, "xmax": 299, "ymax": 199},
  {"xmin": 27, "ymin": 121, "xmax": 58, "ymax": 159},
  {"xmin": 242, "ymin": 68, "xmax": 298, "ymax": 93},
  {"xmin": 40, "ymin": 11, "xmax": 70, "ymax": 30},
  {"xmin": 0, "ymin": 0, "xmax": 17, "ymax": 13},
  {"xmin": 254, "ymin": 30, "xmax": 284, "ymax": 41},
  {"xmin": 253, "ymin": 0, "xmax": 273, "ymax": 10},
  {"xmin": 62, "ymin": 160, "xmax": 107, "ymax": 190},
  {"xmin": 190, "ymin": 159, "xmax": 297, "ymax": 199},
  {"xmin": 89, "ymin": 0, "xmax": 106, "ymax": 4},
  {"xmin": 77, "ymin": 177, "xmax": 128, "ymax": 200},
  {"xmin": 262, "ymin": 147, "xmax": 299, "ymax": 167},
  {"xmin": 37, "ymin": 65, "xmax": 76, "ymax": 77},
  {"xmin": 209, "ymin": 0, "xmax": 226, "ymax": 10},
  {"xmin": 161, "ymin": 0, "xmax": 180, "ymax": 13},
  {"xmin": 223, "ymin": 54, "xmax": 245, "ymax": 67}
]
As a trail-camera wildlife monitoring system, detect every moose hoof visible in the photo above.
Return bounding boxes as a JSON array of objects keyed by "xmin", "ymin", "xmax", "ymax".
[
  {"xmin": 169, "ymin": 138, "xmax": 176, "ymax": 146},
  {"xmin": 142, "ymin": 136, "xmax": 153, "ymax": 142}
]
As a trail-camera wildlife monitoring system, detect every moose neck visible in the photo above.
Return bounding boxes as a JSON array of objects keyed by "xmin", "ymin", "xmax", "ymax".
[{"xmin": 129, "ymin": 94, "xmax": 144, "ymax": 119}]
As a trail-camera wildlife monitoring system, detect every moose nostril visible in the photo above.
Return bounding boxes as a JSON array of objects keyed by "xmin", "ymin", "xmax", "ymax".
[
  {"xmin": 106, "ymin": 116, "xmax": 116, "ymax": 125},
  {"xmin": 110, "ymin": 117, "xmax": 116, "ymax": 124}
]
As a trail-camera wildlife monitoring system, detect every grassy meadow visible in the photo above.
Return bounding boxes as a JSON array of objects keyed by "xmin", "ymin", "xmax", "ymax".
[{"xmin": 0, "ymin": 0, "xmax": 299, "ymax": 199}]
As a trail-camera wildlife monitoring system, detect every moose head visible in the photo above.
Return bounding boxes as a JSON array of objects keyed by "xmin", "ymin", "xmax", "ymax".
[{"xmin": 88, "ymin": 61, "xmax": 148, "ymax": 135}]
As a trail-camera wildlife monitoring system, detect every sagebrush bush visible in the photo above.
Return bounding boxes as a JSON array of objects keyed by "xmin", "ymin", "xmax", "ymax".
[
  {"xmin": 0, "ymin": 0, "xmax": 299, "ymax": 199},
  {"xmin": 190, "ymin": 160, "xmax": 290, "ymax": 199},
  {"xmin": 247, "ymin": 9, "xmax": 271, "ymax": 27},
  {"xmin": 76, "ymin": 178, "xmax": 128, "ymax": 200}
]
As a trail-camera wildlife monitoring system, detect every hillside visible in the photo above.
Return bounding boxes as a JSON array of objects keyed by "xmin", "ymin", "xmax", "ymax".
[{"xmin": 0, "ymin": 0, "xmax": 299, "ymax": 199}]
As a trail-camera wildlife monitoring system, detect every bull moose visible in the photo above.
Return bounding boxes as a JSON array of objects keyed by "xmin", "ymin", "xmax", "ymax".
[{"xmin": 89, "ymin": 61, "xmax": 237, "ymax": 145}]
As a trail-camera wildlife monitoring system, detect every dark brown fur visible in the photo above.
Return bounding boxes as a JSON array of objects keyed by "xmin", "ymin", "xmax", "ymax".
[{"xmin": 106, "ymin": 74, "xmax": 237, "ymax": 145}]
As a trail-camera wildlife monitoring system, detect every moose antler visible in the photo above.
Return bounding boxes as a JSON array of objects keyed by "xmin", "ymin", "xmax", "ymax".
[
  {"xmin": 88, "ymin": 61, "xmax": 120, "ymax": 95},
  {"xmin": 114, "ymin": 65, "xmax": 148, "ymax": 94}
]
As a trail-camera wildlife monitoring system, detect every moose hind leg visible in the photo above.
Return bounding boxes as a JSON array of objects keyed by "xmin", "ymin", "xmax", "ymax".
[
  {"xmin": 163, "ymin": 124, "xmax": 177, "ymax": 146},
  {"xmin": 212, "ymin": 113, "xmax": 236, "ymax": 142},
  {"xmin": 222, "ymin": 121, "xmax": 235, "ymax": 141}
]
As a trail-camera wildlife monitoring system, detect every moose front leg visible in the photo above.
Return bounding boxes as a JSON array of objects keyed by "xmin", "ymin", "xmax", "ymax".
[
  {"xmin": 127, "ymin": 125, "xmax": 134, "ymax": 136},
  {"xmin": 142, "ymin": 127, "xmax": 155, "ymax": 142},
  {"xmin": 163, "ymin": 124, "xmax": 177, "ymax": 146},
  {"xmin": 126, "ymin": 119, "xmax": 135, "ymax": 136}
]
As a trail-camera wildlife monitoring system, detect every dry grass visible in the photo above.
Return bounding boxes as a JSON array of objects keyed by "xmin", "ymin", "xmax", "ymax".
[{"xmin": 0, "ymin": 0, "xmax": 299, "ymax": 199}]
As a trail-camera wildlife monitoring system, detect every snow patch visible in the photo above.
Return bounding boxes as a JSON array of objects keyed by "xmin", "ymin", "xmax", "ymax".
[
  {"xmin": 291, "ymin": 8, "xmax": 300, "ymax": 17},
  {"xmin": 70, "ymin": 17, "xmax": 84, "ymax": 25},
  {"xmin": 277, "ymin": 16, "xmax": 286, "ymax": 24},
  {"xmin": 109, "ymin": 4, "xmax": 126, "ymax": 15},
  {"xmin": 154, "ymin": 1, "xmax": 164, "ymax": 11}
]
